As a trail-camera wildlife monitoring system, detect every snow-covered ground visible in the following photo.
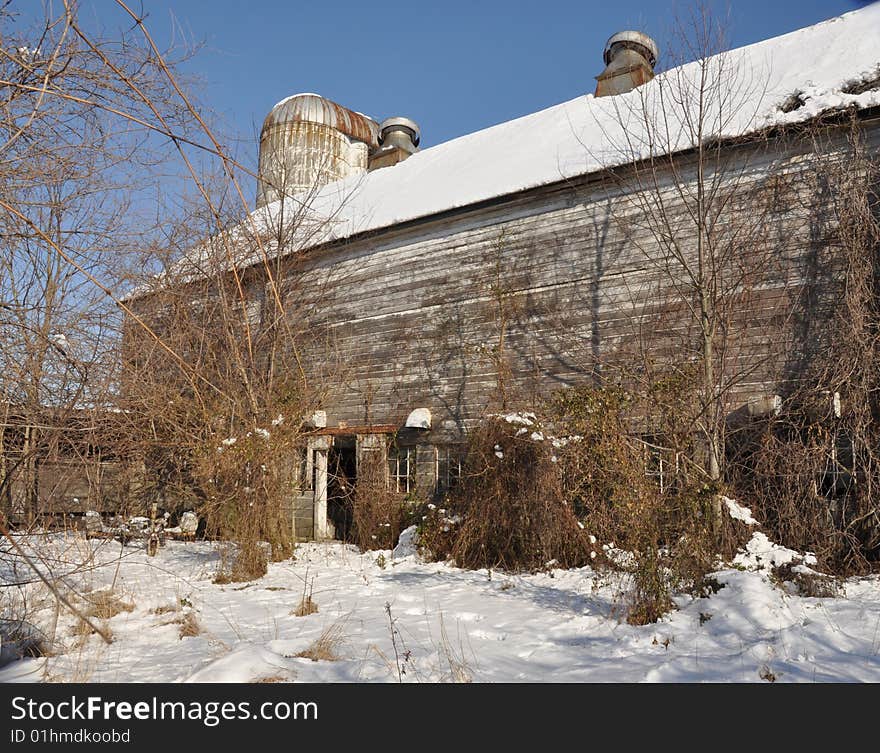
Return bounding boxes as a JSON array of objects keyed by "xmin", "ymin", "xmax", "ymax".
[{"xmin": 2, "ymin": 528, "xmax": 880, "ymax": 683}]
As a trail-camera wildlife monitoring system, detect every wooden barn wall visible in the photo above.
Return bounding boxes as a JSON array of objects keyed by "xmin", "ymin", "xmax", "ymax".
[{"xmin": 264, "ymin": 119, "xmax": 878, "ymax": 443}]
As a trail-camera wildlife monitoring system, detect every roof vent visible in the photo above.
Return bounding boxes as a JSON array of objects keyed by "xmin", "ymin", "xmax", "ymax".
[
  {"xmin": 595, "ymin": 31, "xmax": 658, "ymax": 97},
  {"xmin": 379, "ymin": 117, "xmax": 420, "ymax": 149},
  {"xmin": 369, "ymin": 117, "xmax": 421, "ymax": 170}
]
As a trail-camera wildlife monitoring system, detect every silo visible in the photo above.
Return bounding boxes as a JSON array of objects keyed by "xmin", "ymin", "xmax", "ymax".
[{"xmin": 256, "ymin": 93, "xmax": 380, "ymax": 208}]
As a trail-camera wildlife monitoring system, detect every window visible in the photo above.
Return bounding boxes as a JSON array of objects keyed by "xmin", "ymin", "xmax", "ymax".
[
  {"xmin": 295, "ymin": 446, "xmax": 312, "ymax": 493},
  {"xmin": 436, "ymin": 445, "xmax": 464, "ymax": 496},
  {"xmin": 388, "ymin": 445, "xmax": 416, "ymax": 494},
  {"xmin": 639, "ymin": 437, "xmax": 679, "ymax": 494},
  {"xmin": 819, "ymin": 429, "xmax": 855, "ymax": 500},
  {"xmin": 244, "ymin": 298, "xmax": 262, "ymax": 326}
]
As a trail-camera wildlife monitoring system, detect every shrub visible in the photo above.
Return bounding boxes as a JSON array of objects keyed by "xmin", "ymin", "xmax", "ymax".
[
  {"xmin": 431, "ymin": 385, "xmax": 748, "ymax": 621},
  {"xmin": 550, "ymin": 385, "xmax": 749, "ymax": 610},
  {"xmin": 351, "ymin": 448, "xmax": 411, "ymax": 551},
  {"xmin": 422, "ymin": 384, "xmax": 750, "ymax": 622},
  {"xmin": 728, "ymin": 413, "xmax": 880, "ymax": 576},
  {"xmin": 416, "ymin": 504, "xmax": 461, "ymax": 563},
  {"xmin": 194, "ymin": 423, "xmax": 298, "ymax": 580},
  {"xmin": 626, "ymin": 547, "xmax": 674, "ymax": 626},
  {"xmin": 423, "ymin": 417, "xmax": 590, "ymax": 572}
]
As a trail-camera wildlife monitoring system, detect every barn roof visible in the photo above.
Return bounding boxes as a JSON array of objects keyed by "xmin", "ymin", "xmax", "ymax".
[{"xmin": 166, "ymin": 4, "xmax": 880, "ymax": 282}]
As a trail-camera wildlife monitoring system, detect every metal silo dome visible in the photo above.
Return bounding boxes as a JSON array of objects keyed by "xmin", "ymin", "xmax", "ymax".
[{"xmin": 256, "ymin": 94, "xmax": 380, "ymax": 208}]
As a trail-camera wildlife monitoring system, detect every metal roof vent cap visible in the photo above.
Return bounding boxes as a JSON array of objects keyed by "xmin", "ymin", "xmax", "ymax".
[
  {"xmin": 603, "ymin": 31, "xmax": 658, "ymax": 67},
  {"xmin": 596, "ymin": 30, "xmax": 659, "ymax": 97},
  {"xmin": 379, "ymin": 116, "xmax": 420, "ymax": 151}
]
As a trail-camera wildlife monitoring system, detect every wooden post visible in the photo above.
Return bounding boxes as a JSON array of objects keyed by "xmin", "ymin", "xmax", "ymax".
[{"xmin": 314, "ymin": 447, "xmax": 329, "ymax": 540}]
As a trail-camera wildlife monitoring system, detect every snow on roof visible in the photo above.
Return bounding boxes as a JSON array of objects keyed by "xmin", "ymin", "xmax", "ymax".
[{"xmin": 169, "ymin": 5, "xmax": 880, "ymax": 280}]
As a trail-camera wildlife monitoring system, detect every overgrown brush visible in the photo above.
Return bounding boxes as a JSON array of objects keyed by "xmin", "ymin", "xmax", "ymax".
[
  {"xmin": 729, "ymin": 407, "xmax": 880, "ymax": 575},
  {"xmin": 552, "ymin": 385, "xmax": 748, "ymax": 618},
  {"xmin": 727, "ymin": 122, "xmax": 880, "ymax": 576},
  {"xmin": 549, "ymin": 386, "xmax": 677, "ymax": 620},
  {"xmin": 422, "ymin": 417, "xmax": 590, "ymax": 572},
  {"xmin": 419, "ymin": 385, "xmax": 749, "ymax": 622},
  {"xmin": 351, "ymin": 448, "xmax": 410, "ymax": 551},
  {"xmin": 194, "ymin": 422, "xmax": 298, "ymax": 580},
  {"xmin": 123, "ymin": 271, "xmax": 311, "ymax": 582}
]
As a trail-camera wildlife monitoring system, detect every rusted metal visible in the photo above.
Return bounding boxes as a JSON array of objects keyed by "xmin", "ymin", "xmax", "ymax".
[
  {"xmin": 261, "ymin": 93, "xmax": 379, "ymax": 149},
  {"xmin": 307, "ymin": 424, "xmax": 398, "ymax": 436},
  {"xmin": 595, "ymin": 30, "xmax": 658, "ymax": 98},
  {"xmin": 256, "ymin": 93, "xmax": 381, "ymax": 208}
]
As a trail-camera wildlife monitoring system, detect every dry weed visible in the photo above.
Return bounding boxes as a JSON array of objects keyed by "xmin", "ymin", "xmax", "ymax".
[
  {"xmin": 293, "ymin": 621, "xmax": 344, "ymax": 662},
  {"xmin": 82, "ymin": 589, "xmax": 134, "ymax": 620},
  {"xmin": 292, "ymin": 597, "xmax": 318, "ymax": 617},
  {"xmin": 177, "ymin": 611, "xmax": 201, "ymax": 639},
  {"xmin": 437, "ymin": 615, "xmax": 473, "ymax": 683},
  {"xmin": 292, "ymin": 575, "xmax": 318, "ymax": 617},
  {"xmin": 71, "ymin": 618, "xmax": 113, "ymax": 644}
]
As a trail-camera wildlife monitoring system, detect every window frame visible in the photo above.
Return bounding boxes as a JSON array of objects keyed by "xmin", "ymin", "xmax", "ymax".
[
  {"xmin": 435, "ymin": 444, "xmax": 464, "ymax": 496},
  {"xmin": 387, "ymin": 444, "xmax": 416, "ymax": 494},
  {"xmin": 637, "ymin": 436, "xmax": 679, "ymax": 494}
]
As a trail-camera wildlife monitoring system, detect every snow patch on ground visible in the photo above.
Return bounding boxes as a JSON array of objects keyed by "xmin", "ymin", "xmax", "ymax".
[
  {"xmin": 2, "ymin": 533, "xmax": 879, "ymax": 683},
  {"xmin": 186, "ymin": 644, "xmax": 296, "ymax": 683},
  {"xmin": 723, "ymin": 497, "xmax": 759, "ymax": 526},
  {"xmin": 392, "ymin": 526, "xmax": 419, "ymax": 560},
  {"xmin": 734, "ymin": 532, "xmax": 818, "ymax": 573}
]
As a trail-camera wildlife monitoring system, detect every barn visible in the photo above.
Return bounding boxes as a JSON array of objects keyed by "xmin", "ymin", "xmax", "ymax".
[{"xmin": 128, "ymin": 6, "xmax": 880, "ymax": 541}]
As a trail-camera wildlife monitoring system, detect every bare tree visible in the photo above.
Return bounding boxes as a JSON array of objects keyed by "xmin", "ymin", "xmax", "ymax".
[
  {"xmin": 588, "ymin": 5, "xmax": 782, "ymax": 489},
  {"xmin": 119, "ymin": 147, "xmax": 367, "ymax": 576},
  {"xmin": 0, "ymin": 1, "xmax": 205, "ymax": 524},
  {"xmin": 0, "ymin": 0, "xmax": 240, "ymax": 653},
  {"xmin": 578, "ymin": 4, "xmax": 880, "ymax": 573}
]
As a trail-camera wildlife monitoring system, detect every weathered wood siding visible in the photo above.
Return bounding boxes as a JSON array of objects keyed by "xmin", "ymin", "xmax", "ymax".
[{"xmin": 271, "ymin": 116, "xmax": 878, "ymax": 443}]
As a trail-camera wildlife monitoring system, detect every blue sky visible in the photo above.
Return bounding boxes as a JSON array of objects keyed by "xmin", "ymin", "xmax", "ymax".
[
  {"xmin": 114, "ymin": 1, "xmax": 869, "ymax": 143},
  {"xmin": 78, "ymin": 0, "xmax": 872, "ymax": 188}
]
